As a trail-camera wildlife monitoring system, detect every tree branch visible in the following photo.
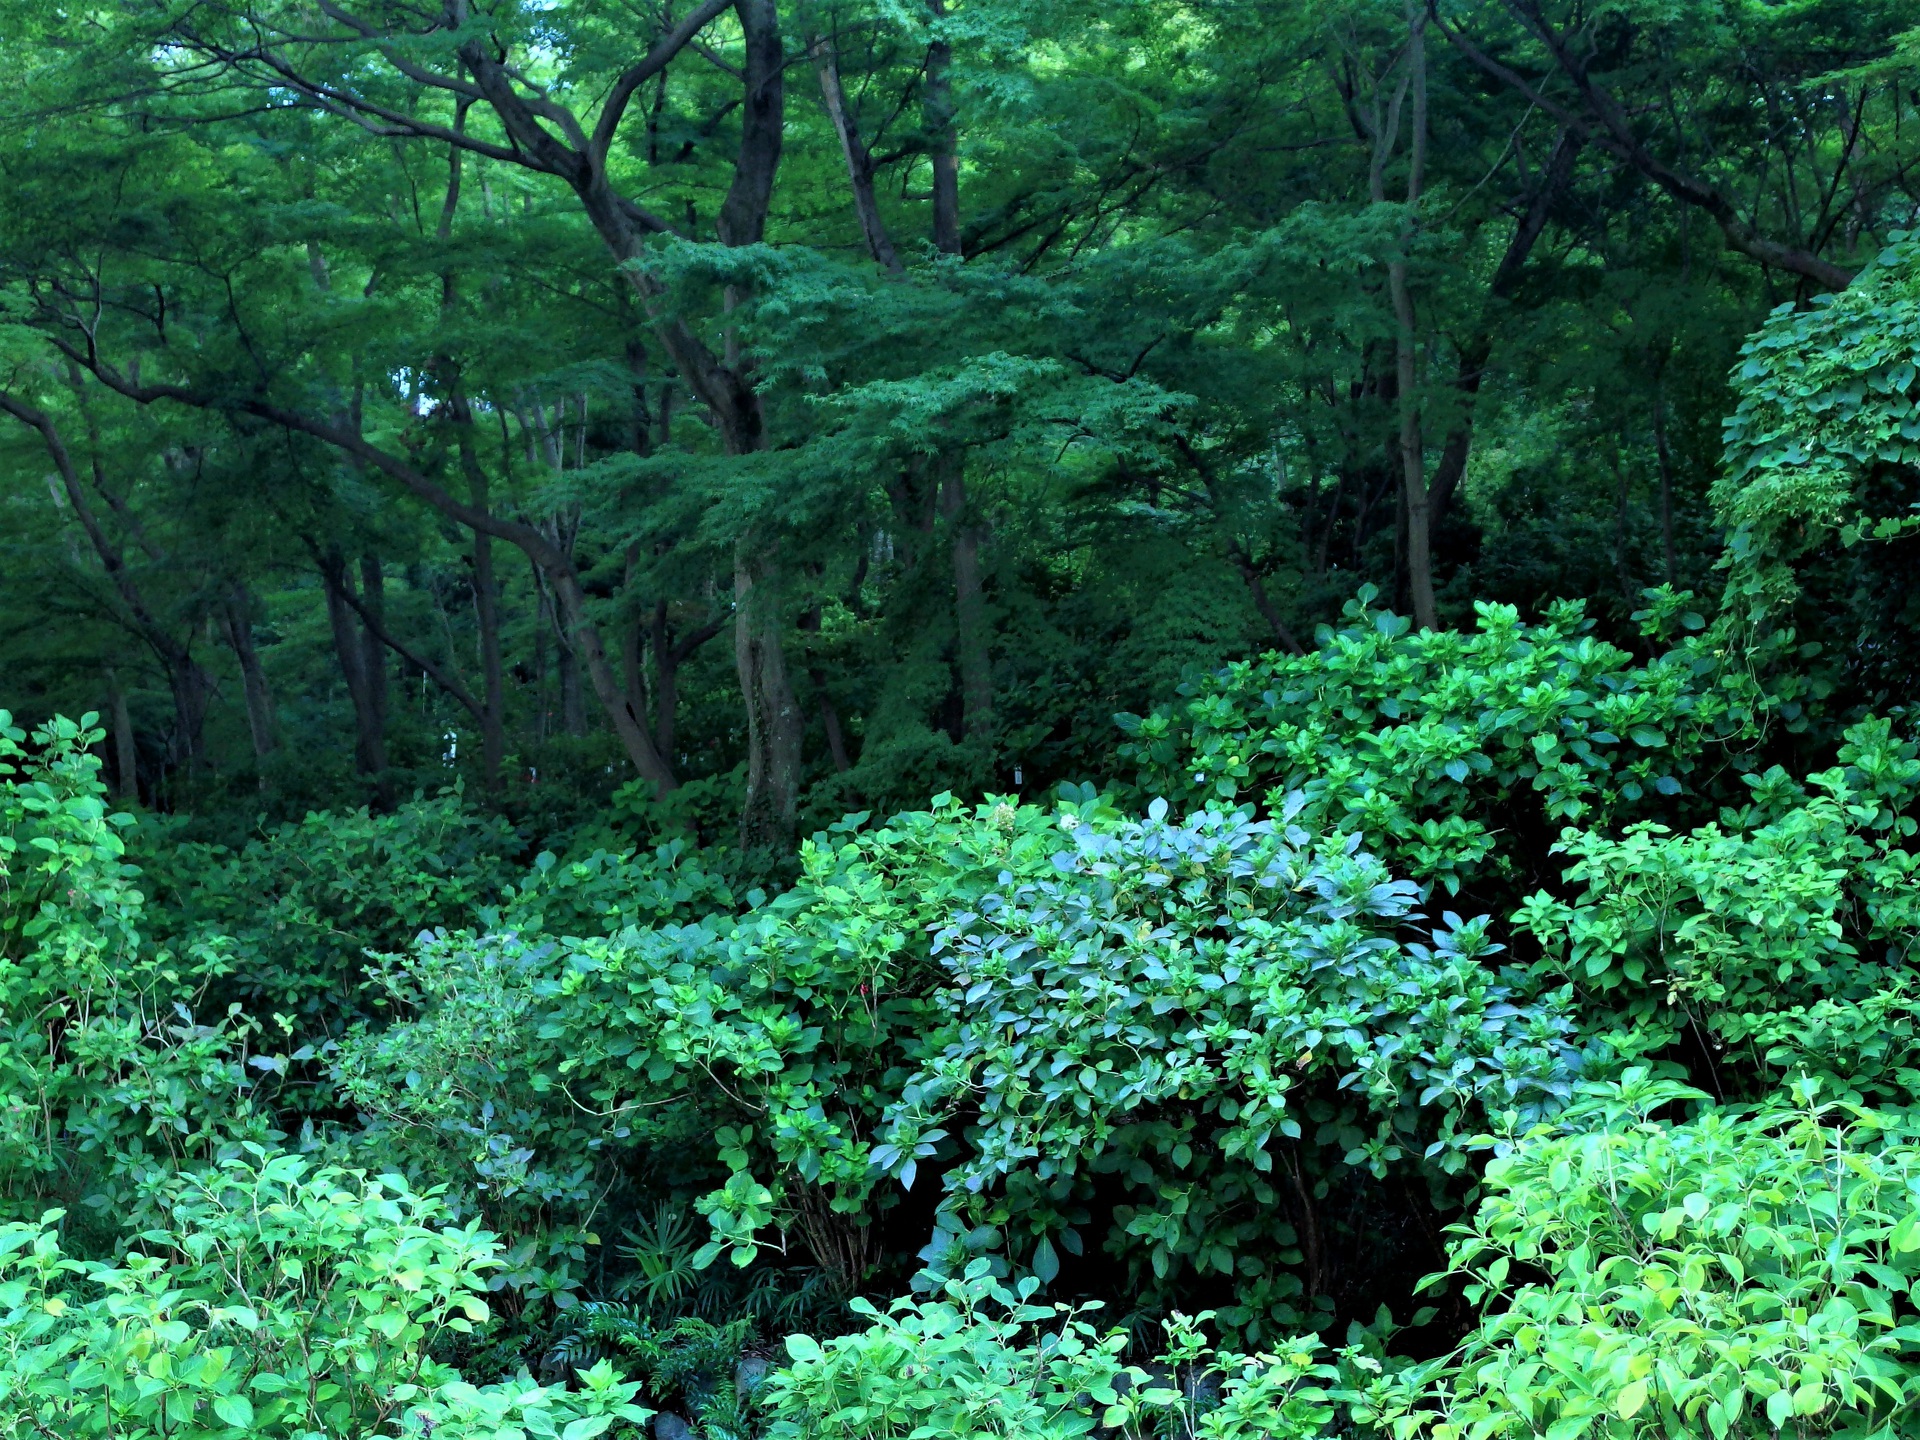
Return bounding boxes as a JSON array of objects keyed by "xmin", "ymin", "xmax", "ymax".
[
  {"xmin": 305, "ymin": 536, "xmax": 487, "ymax": 724},
  {"xmin": 590, "ymin": 0, "xmax": 738, "ymax": 163}
]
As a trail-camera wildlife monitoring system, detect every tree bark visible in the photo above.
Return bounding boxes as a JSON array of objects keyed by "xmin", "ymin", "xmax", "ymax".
[
  {"xmin": 812, "ymin": 33, "xmax": 903, "ymax": 271},
  {"xmin": 1386, "ymin": 1, "xmax": 1437, "ymax": 631},
  {"xmin": 799, "ymin": 604, "xmax": 852, "ymax": 773},
  {"xmin": 223, "ymin": 583, "xmax": 277, "ymax": 763},
  {"xmin": 319, "ymin": 547, "xmax": 393, "ymax": 802},
  {"xmin": 925, "ymin": 0, "xmax": 963, "ymax": 258},
  {"xmin": 435, "ymin": 108, "xmax": 507, "ymax": 786},
  {"xmin": 923, "ymin": 13, "xmax": 993, "ymax": 736},
  {"xmin": 358, "ymin": 553, "xmax": 390, "ymax": 750},
  {"xmin": 938, "ymin": 458, "xmax": 993, "ymax": 736},
  {"xmin": 105, "ymin": 668, "xmax": 139, "ymax": 802},
  {"xmin": 468, "ymin": 476, "xmax": 506, "ymax": 777},
  {"xmin": 735, "ymin": 551, "xmax": 804, "ymax": 850},
  {"xmin": 0, "ymin": 387, "xmax": 213, "ymax": 775}
]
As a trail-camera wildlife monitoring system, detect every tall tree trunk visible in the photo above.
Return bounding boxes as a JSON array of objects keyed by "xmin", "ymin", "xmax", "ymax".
[
  {"xmin": 624, "ymin": 608, "xmax": 649, "ymax": 744},
  {"xmin": 531, "ymin": 563, "xmax": 551, "ymax": 746},
  {"xmin": 524, "ymin": 547, "xmax": 676, "ymax": 790},
  {"xmin": 939, "ymin": 458, "xmax": 993, "ymax": 737},
  {"xmin": 1652, "ymin": 376, "xmax": 1679, "ymax": 586},
  {"xmin": 321, "ymin": 548, "xmax": 392, "ymax": 801},
  {"xmin": 799, "ymin": 604, "xmax": 852, "ymax": 773},
  {"xmin": 735, "ymin": 550, "xmax": 804, "ymax": 850},
  {"xmin": 358, "ymin": 553, "xmax": 390, "ymax": 753},
  {"xmin": 469, "ymin": 497, "xmax": 506, "ymax": 778},
  {"xmin": 558, "ymin": 629, "xmax": 587, "ymax": 737},
  {"xmin": 649, "ymin": 601, "xmax": 679, "ymax": 759},
  {"xmin": 105, "ymin": 668, "xmax": 139, "ymax": 802},
  {"xmin": 811, "ymin": 33, "xmax": 902, "ymax": 271},
  {"xmin": 536, "ymin": 514, "xmax": 589, "ymax": 738},
  {"xmin": 435, "ymin": 116, "xmax": 507, "ymax": 787},
  {"xmin": 925, "ymin": 0, "xmax": 962, "ymax": 258},
  {"xmin": 1386, "ymin": 1, "xmax": 1437, "ymax": 630},
  {"xmin": 223, "ymin": 583, "xmax": 277, "ymax": 764},
  {"xmin": 924, "ymin": 11, "xmax": 992, "ymax": 735}
]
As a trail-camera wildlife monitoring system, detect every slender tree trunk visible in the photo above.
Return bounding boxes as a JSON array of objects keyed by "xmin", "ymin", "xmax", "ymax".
[
  {"xmin": 544, "ymin": 567, "xmax": 676, "ymax": 792},
  {"xmin": 436, "ymin": 108, "xmax": 510, "ymax": 786},
  {"xmin": 923, "ymin": 15, "xmax": 992, "ymax": 735},
  {"xmin": 223, "ymin": 583, "xmax": 277, "ymax": 764},
  {"xmin": 735, "ymin": 550, "xmax": 804, "ymax": 849},
  {"xmin": 531, "ymin": 569, "xmax": 551, "ymax": 747},
  {"xmin": 358, "ymin": 553, "xmax": 389, "ymax": 747},
  {"xmin": 812, "ymin": 33, "xmax": 902, "ymax": 271},
  {"xmin": 469, "ymin": 507, "xmax": 506, "ymax": 779},
  {"xmin": 558, "ymin": 633, "xmax": 586, "ymax": 737},
  {"xmin": 105, "ymin": 668, "xmax": 138, "ymax": 802},
  {"xmin": 624, "ymin": 609, "xmax": 649, "ymax": 741},
  {"xmin": 321, "ymin": 549, "xmax": 392, "ymax": 800},
  {"xmin": 938, "ymin": 458, "xmax": 993, "ymax": 736},
  {"xmin": 799, "ymin": 604, "xmax": 852, "ymax": 773},
  {"xmin": 1652, "ymin": 380, "xmax": 1679, "ymax": 586},
  {"xmin": 535, "ymin": 515, "xmax": 589, "ymax": 738},
  {"xmin": 1387, "ymin": 2, "xmax": 1437, "ymax": 630},
  {"xmin": 925, "ymin": 0, "xmax": 963, "ymax": 258},
  {"xmin": 649, "ymin": 601, "xmax": 678, "ymax": 759}
]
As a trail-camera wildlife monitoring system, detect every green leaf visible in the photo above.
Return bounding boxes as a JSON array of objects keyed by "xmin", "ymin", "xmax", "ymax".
[
  {"xmin": 213, "ymin": 1393, "xmax": 255, "ymax": 1429},
  {"xmin": 1616, "ymin": 1379, "xmax": 1649, "ymax": 1420}
]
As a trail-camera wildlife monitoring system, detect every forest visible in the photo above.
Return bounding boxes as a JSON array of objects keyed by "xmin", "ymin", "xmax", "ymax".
[{"xmin": 2, "ymin": 0, "xmax": 1919, "ymax": 1433}]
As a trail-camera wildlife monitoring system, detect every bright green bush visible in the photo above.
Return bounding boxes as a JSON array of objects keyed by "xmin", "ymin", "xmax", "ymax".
[
  {"xmin": 490, "ymin": 839, "xmax": 736, "ymax": 941},
  {"xmin": 0, "ymin": 712, "xmax": 261, "ymax": 1224},
  {"xmin": 1717, "ymin": 233, "xmax": 1920, "ymax": 618},
  {"xmin": 0, "ymin": 1147, "xmax": 653, "ymax": 1439},
  {"xmin": 1116, "ymin": 592, "xmax": 1756, "ymax": 896},
  {"xmin": 1515, "ymin": 717, "xmax": 1920, "ymax": 1094},
  {"xmin": 762, "ymin": 1261, "xmax": 1338, "ymax": 1440},
  {"xmin": 338, "ymin": 792, "xmax": 1575, "ymax": 1342},
  {"xmin": 1374, "ymin": 1073, "xmax": 1920, "ymax": 1439}
]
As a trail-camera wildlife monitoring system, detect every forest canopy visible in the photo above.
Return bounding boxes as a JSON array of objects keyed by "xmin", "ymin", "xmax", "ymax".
[{"xmin": 1, "ymin": 0, "xmax": 1919, "ymax": 1435}]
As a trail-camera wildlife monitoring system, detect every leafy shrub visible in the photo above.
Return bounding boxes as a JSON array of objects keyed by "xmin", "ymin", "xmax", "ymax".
[
  {"xmin": 763, "ymin": 1261, "xmax": 1339, "ymax": 1440},
  {"xmin": 1116, "ymin": 592, "xmax": 1757, "ymax": 897},
  {"xmin": 548, "ymin": 1305, "xmax": 751, "ymax": 1435},
  {"xmin": 0, "ymin": 1146, "xmax": 653, "ymax": 1438},
  {"xmin": 1, "ymin": 711, "xmax": 141, "ymax": 964},
  {"xmin": 137, "ymin": 791, "xmax": 524, "ymax": 1032},
  {"xmin": 1375, "ymin": 1073, "xmax": 1920, "ymax": 1439},
  {"xmin": 490, "ymin": 838, "xmax": 737, "ymax": 940},
  {"xmin": 0, "ymin": 712, "xmax": 261, "ymax": 1224},
  {"xmin": 875, "ymin": 799, "xmax": 1577, "ymax": 1337},
  {"xmin": 339, "ymin": 792, "xmax": 1576, "ymax": 1341},
  {"xmin": 1716, "ymin": 233, "xmax": 1920, "ymax": 616},
  {"xmin": 1515, "ymin": 717, "xmax": 1920, "ymax": 1095}
]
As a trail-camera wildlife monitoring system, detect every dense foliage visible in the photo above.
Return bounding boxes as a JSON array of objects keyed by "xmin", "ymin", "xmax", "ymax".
[{"xmin": 3, "ymin": 0, "xmax": 1920, "ymax": 1434}]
